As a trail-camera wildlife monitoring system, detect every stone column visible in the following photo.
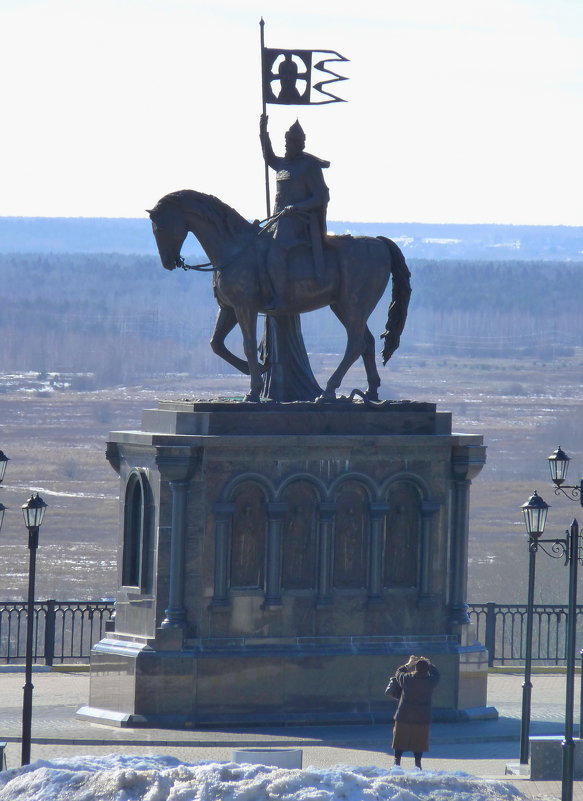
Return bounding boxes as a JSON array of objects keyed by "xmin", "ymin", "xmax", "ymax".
[
  {"xmin": 418, "ymin": 500, "xmax": 440, "ymax": 606},
  {"xmin": 212, "ymin": 502, "xmax": 234, "ymax": 606},
  {"xmin": 265, "ymin": 502, "xmax": 287, "ymax": 606},
  {"xmin": 162, "ymin": 479, "xmax": 189, "ymax": 628},
  {"xmin": 155, "ymin": 447, "xmax": 200, "ymax": 634},
  {"xmin": 316, "ymin": 503, "xmax": 335, "ymax": 605},
  {"xmin": 368, "ymin": 503, "xmax": 389, "ymax": 603},
  {"xmin": 449, "ymin": 444, "xmax": 486, "ymax": 631}
]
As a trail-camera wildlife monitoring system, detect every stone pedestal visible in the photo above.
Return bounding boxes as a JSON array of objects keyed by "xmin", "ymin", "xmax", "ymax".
[{"xmin": 78, "ymin": 399, "xmax": 493, "ymax": 727}]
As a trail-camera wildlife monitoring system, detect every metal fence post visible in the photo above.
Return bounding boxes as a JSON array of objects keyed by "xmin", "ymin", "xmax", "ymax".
[
  {"xmin": 43, "ymin": 600, "xmax": 56, "ymax": 667},
  {"xmin": 579, "ymin": 648, "xmax": 583, "ymax": 740},
  {"xmin": 485, "ymin": 602, "xmax": 496, "ymax": 667}
]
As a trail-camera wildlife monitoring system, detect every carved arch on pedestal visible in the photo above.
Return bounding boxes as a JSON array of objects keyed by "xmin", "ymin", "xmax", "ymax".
[
  {"xmin": 230, "ymin": 481, "xmax": 268, "ymax": 590},
  {"xmin": 380, "ymin": 472, "xmax": 440, "ymax": 604},
  {"xmin": 221, "ymin": 473, "xmax": 277, "ymax": 503},
  {"xmin": 277, "ymin": 474, "xmax": 328, "ymax": 593},
  {"xmin": 329, "ymin": 473, "xmax": 376, "ymax": 591},
  {"xmin": 277, "ymin": 476, "xmax": 325, "ymax": 592},
  {"xmin": 122, "ymin": 468, "xmax": 155, "ymax": 593},
  {"xmin": 215, "ymin": 473, "xmax": 275, "ymax": 597}
]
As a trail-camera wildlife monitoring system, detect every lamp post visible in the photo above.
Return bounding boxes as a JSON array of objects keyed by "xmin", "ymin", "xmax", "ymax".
[
  {"xmin": 519, "ymin": 491, "xmax": 550, "ymax": 764},
  {"xmin": 521, "ymin": 487, "xmax": 580, "ymax": 801},
  {"xmin": 548, "ymin": 445, "xmax": 583, "ymax": 735},
  {"xmin": 20, "ymin": 492, "xmax": 48, "ymax": 766},
  {"xmin": 547, "ymin": 445, "xmax": 583, "ymax": 801},
  {"xmin": 0, "ymin": 450, "xmax": 8, "ymax": 534},
  {"xmin": 562, "ymin": 517, "xmax": 580, "ymax": 801}
]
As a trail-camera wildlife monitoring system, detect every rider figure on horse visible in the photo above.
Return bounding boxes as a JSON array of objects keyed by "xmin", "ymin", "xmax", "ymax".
[{"xmin": 259, "ymin": 114, "xmax": 330, "ymax": 309}]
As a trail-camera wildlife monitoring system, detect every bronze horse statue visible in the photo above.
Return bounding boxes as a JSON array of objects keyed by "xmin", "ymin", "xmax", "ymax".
[{"xmin": 148, "ymin": 189, "xmax": 411, "ymax": 402}]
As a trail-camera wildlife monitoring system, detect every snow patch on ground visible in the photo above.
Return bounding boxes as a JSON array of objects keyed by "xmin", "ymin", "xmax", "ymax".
[{"xmin": 0, "ymin": 755, "xmax": 529, "ymax": 801}]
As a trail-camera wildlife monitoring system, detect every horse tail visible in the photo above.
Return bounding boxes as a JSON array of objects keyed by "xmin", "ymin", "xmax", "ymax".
[{"xmin": 377, "ymin": 236, "xmax": 412, "ymax": 365}]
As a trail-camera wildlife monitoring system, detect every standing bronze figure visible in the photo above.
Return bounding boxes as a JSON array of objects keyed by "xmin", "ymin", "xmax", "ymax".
[{"xmin": 259, "ymin": 114, "xmax": 329, "ymax": 306}]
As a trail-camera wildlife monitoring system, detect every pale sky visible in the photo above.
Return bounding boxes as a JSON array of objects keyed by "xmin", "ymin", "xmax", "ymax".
[{"xmin": 1, "ymin": 0, "xmax": 582, "ymax": 225}]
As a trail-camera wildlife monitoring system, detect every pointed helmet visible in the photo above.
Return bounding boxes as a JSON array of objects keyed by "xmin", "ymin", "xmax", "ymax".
[{"xmin": 285, "ymin": 119, "xmax": 306, "ymax": 144}]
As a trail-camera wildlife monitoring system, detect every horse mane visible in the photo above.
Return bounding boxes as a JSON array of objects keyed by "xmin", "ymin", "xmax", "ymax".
[{"xmin": 154, "ymin": 190, "xmax": 253, "ymax": 239}]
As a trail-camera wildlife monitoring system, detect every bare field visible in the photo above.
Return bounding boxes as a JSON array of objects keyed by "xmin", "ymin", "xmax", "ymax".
[{"xmin": 0, "ymin": 350, "xmax": 582, "ymax": 603}]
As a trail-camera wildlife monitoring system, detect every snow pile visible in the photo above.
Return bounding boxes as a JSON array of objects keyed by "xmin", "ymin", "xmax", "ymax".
[{"xmin": 0, "ymin": 755, "xmax": 529, "ymax": 801}]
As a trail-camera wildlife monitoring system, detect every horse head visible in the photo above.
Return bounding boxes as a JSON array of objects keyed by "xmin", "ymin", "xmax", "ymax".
[{"xmin": 147, "ymin": 199, "xmax": 188, "ymax": 271}]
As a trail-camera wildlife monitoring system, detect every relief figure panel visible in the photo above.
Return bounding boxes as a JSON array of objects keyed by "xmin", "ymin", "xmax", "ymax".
[
  {"xmin": 333, "ymin": 481, "xmax": 369, "ymax": 589},
  {"xmin": 230, "ymin": 483, "xmax": 267, "ymax": 589},
  {"xmin": 281, "ymin": 481, "xmax": 318, "ymax": 590},
  {"xmin": 384, "ymin": 480, "xmax": 420, "ymax": 588}
]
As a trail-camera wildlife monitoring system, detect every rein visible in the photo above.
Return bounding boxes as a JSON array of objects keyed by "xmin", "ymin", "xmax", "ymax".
[
  {"xmin": 177, "ymin": 258, "xmax": 215, "ymax": 272},
  {"xmin": 176, "ymin": 210, "xmax": 286, "ymax": 272}
]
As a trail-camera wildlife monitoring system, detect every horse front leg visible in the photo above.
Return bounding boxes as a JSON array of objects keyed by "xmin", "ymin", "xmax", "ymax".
[
  {"xmin": 210, "ymin": 306, "xmax": 250, "ymax": 375},
  {"xmin": 237, "ymin": 309, "xmax": 263, "ymax": 402}
]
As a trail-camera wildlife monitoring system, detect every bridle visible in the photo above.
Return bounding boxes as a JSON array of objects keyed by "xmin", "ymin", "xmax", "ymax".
[{"xmin": 175, "ymin": 209, "xmax": 289, "ymax": 272}]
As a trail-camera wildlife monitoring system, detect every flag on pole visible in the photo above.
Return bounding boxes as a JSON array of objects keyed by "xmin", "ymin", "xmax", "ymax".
[{"xmin": 262, "ymin": 46, "xmax": 349, "ymax": 106}]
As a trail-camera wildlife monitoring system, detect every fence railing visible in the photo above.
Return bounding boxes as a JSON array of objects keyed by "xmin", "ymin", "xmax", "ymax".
[
  {"xmin": 0, "ymin": 600, "xmax": 114, "ymax": 665},
  {"xmin": 468, "ymin": 602, "xmax": 583, "ymax": 667},
  {"xmin": 1, "ymin": 600, "xmax": 581, "ymax": 666}
]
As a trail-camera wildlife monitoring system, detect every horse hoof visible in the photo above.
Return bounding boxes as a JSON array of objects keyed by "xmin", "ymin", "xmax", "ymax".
[
  {"xmin": 244, "ymin": 393, "xmax": 261, "ymax": 403},
  {"xmin": 316, "ymin": 392, "xmax": 336, "ymax": 403}
]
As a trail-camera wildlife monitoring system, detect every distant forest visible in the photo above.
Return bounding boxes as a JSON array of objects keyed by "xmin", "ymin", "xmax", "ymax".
[
  {"xmin": 1, "ymin": 216, "xmax": 582, "ymax": 260},
  {"xmin": 1, "ymin": 253, "xmax": 581, "ymax": 387}
]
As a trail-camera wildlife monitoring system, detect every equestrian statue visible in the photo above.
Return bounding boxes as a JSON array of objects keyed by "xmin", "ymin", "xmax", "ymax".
[{"xmin": 148, "ymin": 117, "xmax": 411, "ymax": 403}]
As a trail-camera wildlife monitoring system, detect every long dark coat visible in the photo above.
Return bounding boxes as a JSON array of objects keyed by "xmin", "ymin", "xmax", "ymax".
[{"xmin": 394, "ymin": 664, "xmax": 440, "ymax": 725}]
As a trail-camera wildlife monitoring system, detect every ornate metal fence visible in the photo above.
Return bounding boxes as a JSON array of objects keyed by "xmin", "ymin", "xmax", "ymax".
[
  {"xmin": 0, "ymin": 600, "xmax": 114, "ymax": 665},
  {"xmin": 468, "ymin": 602, "xmax": 583, "ymax": 666},
  {"xmin": 1, "ymin": 600, "xmax": 581, "ymax": 665}
]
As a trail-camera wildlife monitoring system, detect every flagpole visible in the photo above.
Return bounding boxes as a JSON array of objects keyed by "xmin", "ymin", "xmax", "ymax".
[{"xmin": 259, "ymin": 18, "xmax": 271, "ymax": 217}]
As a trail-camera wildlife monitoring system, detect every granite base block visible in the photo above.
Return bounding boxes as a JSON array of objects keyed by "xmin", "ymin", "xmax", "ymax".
[
  {"xmin": 529, "ymin": 736, "xmax": 583, "ymax": 780},
  {"xmin": 80, "ymin": 634, "xmax": 494, "ymax": 727}
]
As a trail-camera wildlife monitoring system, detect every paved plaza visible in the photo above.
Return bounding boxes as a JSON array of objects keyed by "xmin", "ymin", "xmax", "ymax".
[{"xmin": 0, "ymin": 668, "xmax": 580, "ymax": 800}]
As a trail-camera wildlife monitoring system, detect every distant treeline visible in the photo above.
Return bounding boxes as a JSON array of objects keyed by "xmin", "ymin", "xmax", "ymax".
[
  {"xmin": 401, "ymin": 259, "xmax": 583, "ymax": 360},
  {"xmin": 1, "ymin": 253, "xmax": 581, "ymax": 386},
  {"xmin": 1, "ymin": 216, "xmax": 583, "ymax": 260}
]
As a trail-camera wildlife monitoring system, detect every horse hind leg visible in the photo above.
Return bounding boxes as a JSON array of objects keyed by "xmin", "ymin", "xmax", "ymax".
[
  {"xmin": 362, "ymin": 325, "xmax": 381, "ymax": 401},
  {"xmin": 324, "ymin": 306, "xmax": 379, "ymax": 401},
  {"xmin": 321, "ymin": 318, "xmax": 367, "ymax": 401}
]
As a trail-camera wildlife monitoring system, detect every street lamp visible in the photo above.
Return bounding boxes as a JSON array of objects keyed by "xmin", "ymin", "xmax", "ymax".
[
  {"xmin": 548, "ymin": 445, "xmax": 583, "ymax": 729},
  {"xmin": 520, "ymin": 489, "xmax": 580, "ymax": 801},
  {"xmin": 20, "ymin": 492, "xmax": 48, "ymax": 766},
  {"xmin": 548, "ymin": 446, "xmax": 583, "ymax": 505},
  {"xmin": 0, "ymin": 450, "xmax": 8, "ymax": 483},
  {"xmin": 547, "ymin": 445, "xmax": 583, "ymax": 801},
  {"xmin": 519, "ymin": 491, "xmax": 550, "ymax": 765},
  {"xmin": 0, "ymin": 450, "xmax": 8, "ymax": 534}
]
